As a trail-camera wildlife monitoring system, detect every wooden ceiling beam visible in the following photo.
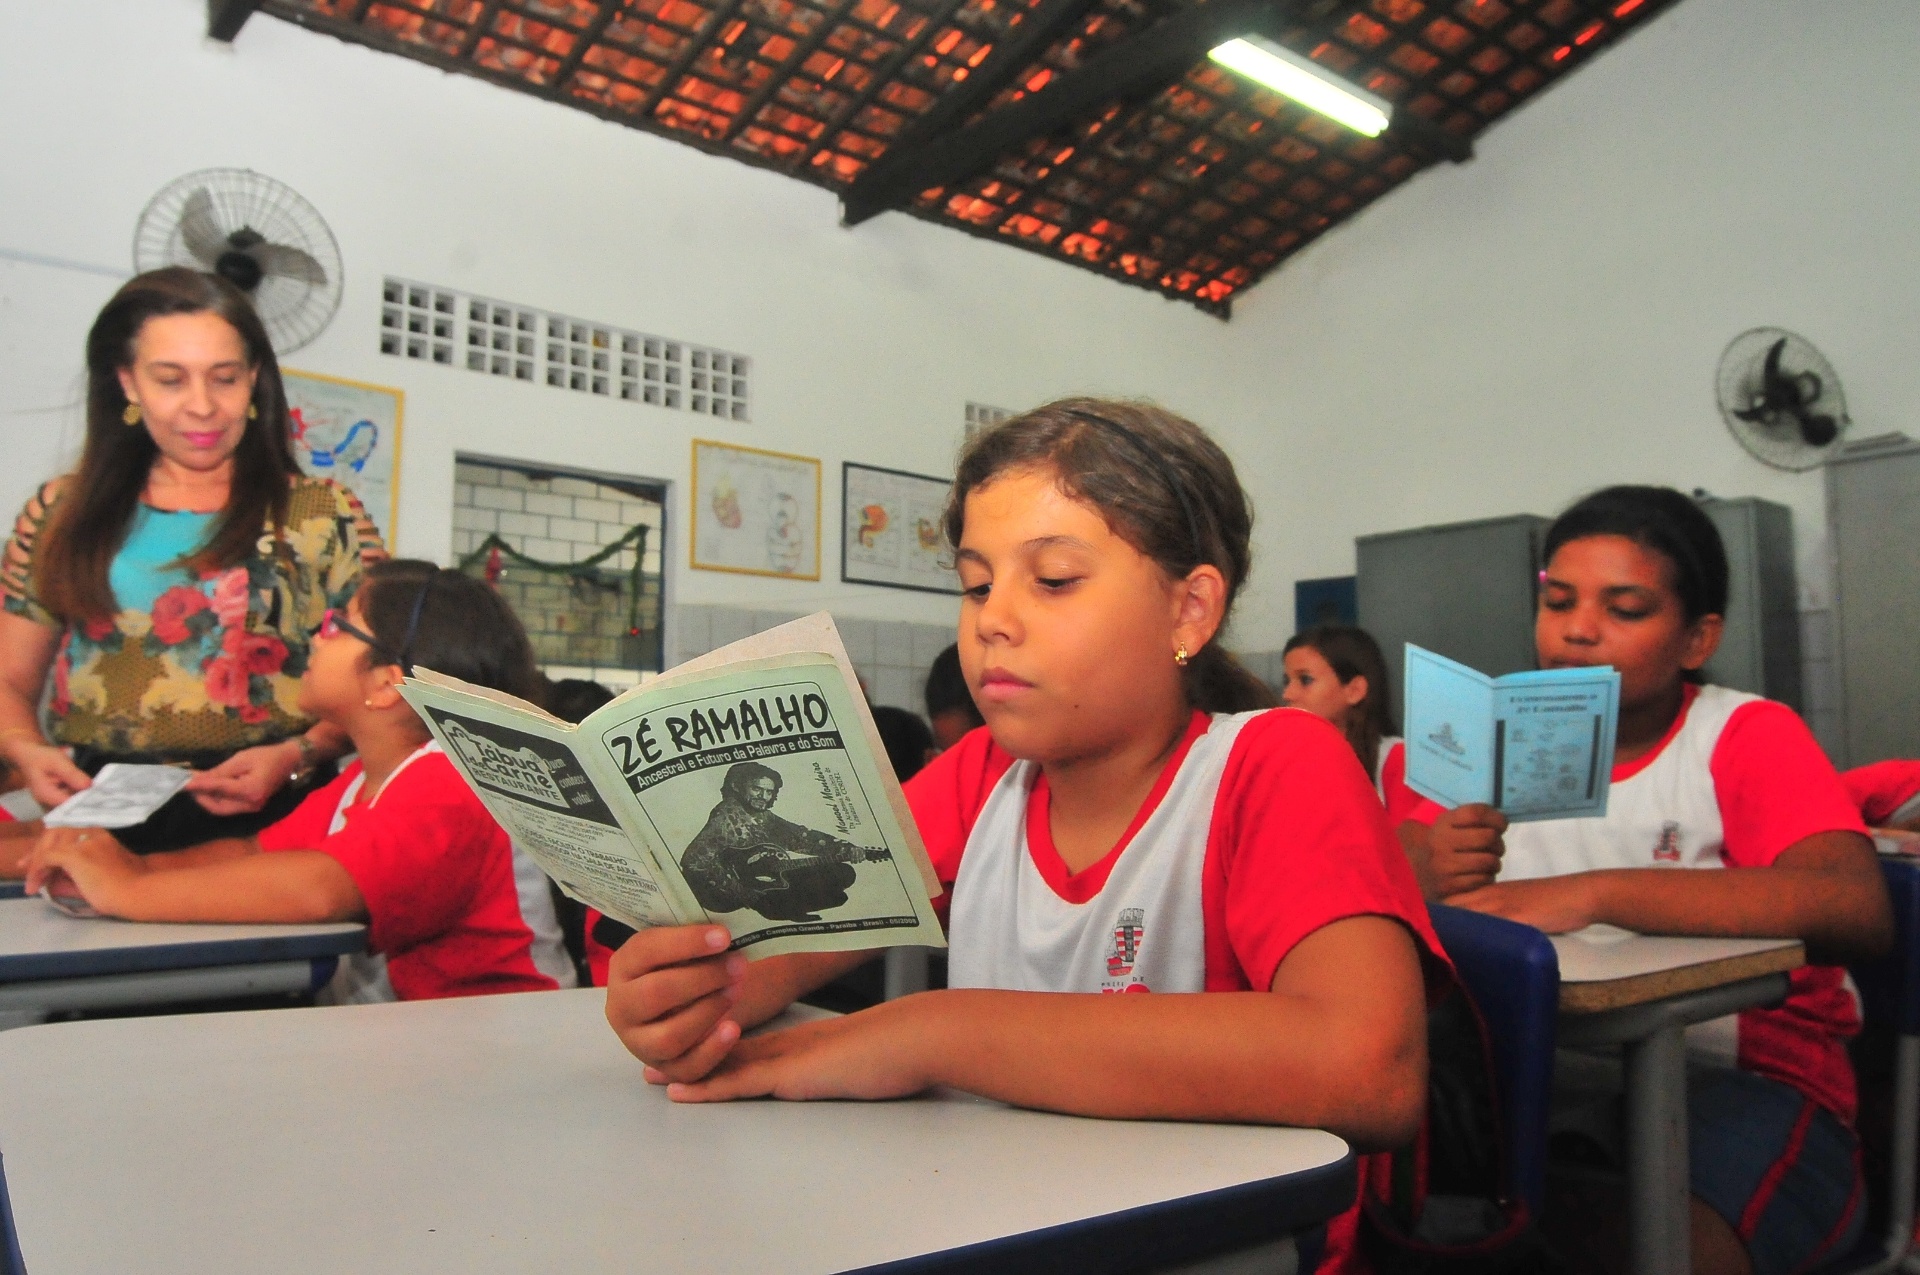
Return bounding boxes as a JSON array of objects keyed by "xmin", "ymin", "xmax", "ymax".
[
  {"xmin": 839, "ymin": 0, "xmax": 1291, "ymax": 227},
  {"xmin": 208, "ymin": 0, "xmax": 262, "ymax": 42},
  {"xmin": 840, "ymin": 0, "xmax": 1105, "ymax": 212}
]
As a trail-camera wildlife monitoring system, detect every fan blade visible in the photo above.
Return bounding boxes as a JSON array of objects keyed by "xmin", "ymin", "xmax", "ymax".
[
  {"xmin": 250, "ymin": 243, "xmax": 329, "ymax": 287},
  {"xmin": 1797, "ymin": 412, "xmax": 1839, "ymax": 448},
  {"xmin": 1731, "ymin": 405, "xmax": 1773, "ymax": 424},
  {"xmin": 177, "ymin": 188, "xmax": 229, "ymax": 266},
  {"xmin": 1761, "ymin": 336, "xmax": 1787, "ymax": 385}
]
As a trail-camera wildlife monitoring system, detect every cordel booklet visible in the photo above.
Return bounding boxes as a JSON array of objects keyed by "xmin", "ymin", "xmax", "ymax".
[
  {"xmin": 400, "ymin": 612, "xmax": 945, "ymax": 959},
  {"xmin": 1402, "ymin": 643, "xmax": 1620, "ymax": 823}
]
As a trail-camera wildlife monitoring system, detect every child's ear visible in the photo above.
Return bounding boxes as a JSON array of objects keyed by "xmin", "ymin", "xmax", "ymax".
[
  {"xmin": 1342, "ymin": 674, "xmax": 1370, "ymax": 708},
  {"xmin": 1173, "ymin": 565, "xmax": 1228, "ymax": 652},
  {"xmin": 362, "ymin": 665, "xmax": 409, "ymax": 710},
  {"xmin": 1680, "ymin": 612, "xmax": 1725, "ymax": 673}
]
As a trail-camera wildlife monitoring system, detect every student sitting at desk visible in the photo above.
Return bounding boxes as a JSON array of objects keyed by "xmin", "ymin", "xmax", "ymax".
[
  {"xmin": 1280, "ymin": 624, "xmax": 1426, "ymax": 827},
  {"xmin": 23, "ymin": 560, "xmax": 558, "ymax": 1002},
  {"xmin": 604, "ymin": 399, "xmax": 1449, "ymax": 1272},
  {"xmin": 1412, "ymin": 485, "xmax": 1892, "ymax": 1275}
]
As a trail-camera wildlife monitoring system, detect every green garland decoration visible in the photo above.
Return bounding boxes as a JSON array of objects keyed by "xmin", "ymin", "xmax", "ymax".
[{"xmin": 458, "ymin": 524, "xmax": 652, "ymax": 634}]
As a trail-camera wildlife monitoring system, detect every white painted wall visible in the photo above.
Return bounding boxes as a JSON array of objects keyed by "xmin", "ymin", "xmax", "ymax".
[
  {"xmin": 1204, "ymin": 0, "xmax": 1920, "ymax": 620},
  {"xmin": 4, "ymin": 0, "xmax": 1915, "ymax": 705},
  {"xmin": 0, "ymin": 0, "xmax": 1235, "ymax": 636}
]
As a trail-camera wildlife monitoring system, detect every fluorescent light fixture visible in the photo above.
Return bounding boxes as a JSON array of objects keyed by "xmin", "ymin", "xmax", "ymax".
[{"xmin": 1208, "ymin": 35, "xmax": 1391, "ymax": 137}]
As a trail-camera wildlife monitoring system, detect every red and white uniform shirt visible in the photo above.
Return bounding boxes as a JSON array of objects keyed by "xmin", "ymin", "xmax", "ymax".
[
  {"xmin": 257, "ymin": 743, "xmax": 557, "ymax": 1002},
  {"xmin": 911, "ymin": 709, "xmax": 1446, "ymax": 996},
  {"xmin": 1494, "ymin": 683, "xmax": 1870, "ymax": 1124}
]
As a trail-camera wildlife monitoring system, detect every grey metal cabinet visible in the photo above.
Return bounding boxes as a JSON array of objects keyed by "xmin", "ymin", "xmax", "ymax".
[
  {"xmin": 1698, "ymin": 497, "xmax": 1802, "ymax": 711},
  {"xmin": 1356, "ymin": 515, "xmax": 1550, "ymax": 696},
  {"xmin": 1828, "ymin": 438, "xmax": 1920, "ymax": 766}
]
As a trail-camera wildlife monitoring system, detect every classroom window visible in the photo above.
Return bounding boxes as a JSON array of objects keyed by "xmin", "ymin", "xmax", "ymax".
[{"xmin": 452, "ymin": 458, "xmax": 668, "ymax": 676}]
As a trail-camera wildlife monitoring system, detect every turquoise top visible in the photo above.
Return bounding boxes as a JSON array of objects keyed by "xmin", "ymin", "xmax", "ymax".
[{"xmin": 108, "ymin": 506, "xmax": 217, "ymax": 612}]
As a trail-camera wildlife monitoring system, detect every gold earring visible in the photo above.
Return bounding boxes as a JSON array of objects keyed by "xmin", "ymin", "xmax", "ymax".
[
  {"xmin": 247, "ymin": 403, "xmax": 258, "ymax": 420},
  {"xmin": 122, "ymin": 402, "xmax": 142, "ymax": 426},
  {"xmin": 1174, "ymin": 644, "xmax": 1190, "ymax": 667}
]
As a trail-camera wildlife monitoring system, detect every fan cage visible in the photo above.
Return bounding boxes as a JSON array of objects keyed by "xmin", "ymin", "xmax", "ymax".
[{"xmin": 132, "ymin": 168, "xmax": 345, "ymax": 355}]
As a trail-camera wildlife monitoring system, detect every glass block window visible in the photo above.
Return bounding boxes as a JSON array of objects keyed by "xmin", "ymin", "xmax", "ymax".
[
  {"xmin": 381, "ymin": 277, "xmax": 749, "ymax": 420},
  {"xmin": 381, "ymin": 279, "xmax": 456, "ymax": 365}
]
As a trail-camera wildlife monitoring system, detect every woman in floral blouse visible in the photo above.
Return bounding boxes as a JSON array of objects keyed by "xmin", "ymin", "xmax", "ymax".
[{"xmin": 0, "ymin": 268, "xmax": 384, "ymax": 853}]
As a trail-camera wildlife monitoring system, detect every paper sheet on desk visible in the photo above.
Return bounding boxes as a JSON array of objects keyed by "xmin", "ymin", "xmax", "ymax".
[
  {"xmin": 43, "ymin": 764, "xmax": 191, "ymax": 829},
  {"xmin": 1402, "ymin": 645, "xmax": 1620, "ymax": 823}
]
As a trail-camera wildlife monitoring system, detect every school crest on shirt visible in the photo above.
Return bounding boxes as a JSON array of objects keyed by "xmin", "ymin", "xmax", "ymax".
[
  {"xmin": 1106, "ymin": 908, "xmax": 1146, "ymax": 979},
  {"xmin": 1652, "ymin": 820, "xmax": 1682, "ymax": 863}
]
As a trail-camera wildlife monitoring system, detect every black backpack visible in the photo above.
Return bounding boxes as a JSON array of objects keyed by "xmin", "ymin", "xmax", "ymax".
[{"xmin": 1358, "ymin": 987, "xmax": 1565, "ymax": 1274}]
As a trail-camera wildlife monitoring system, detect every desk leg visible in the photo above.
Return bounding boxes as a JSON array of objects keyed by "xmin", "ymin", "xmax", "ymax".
[
  {"xmin": 1623, "ymin": 1023, "xmax": 1690, "ymax": 1275},
  {"xmin": 883, "ymin": 947, "xmax": 929, "ymax": 1000}
]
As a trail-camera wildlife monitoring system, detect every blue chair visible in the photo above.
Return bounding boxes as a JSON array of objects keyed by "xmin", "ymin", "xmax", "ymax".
[
  {"xmin": 1427, "ymin": 903, "xmax": 1562, "ymax": 1220},
  {"xmin": 1815, "ymin": 856, "xmax": 1920, "ymax": 1275}
]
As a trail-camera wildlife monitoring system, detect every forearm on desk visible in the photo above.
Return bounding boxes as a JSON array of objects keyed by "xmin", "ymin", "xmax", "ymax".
[
  {"xmin": 889, "ymin": 986, "xmax": 1421, "ymax": 1146},
  {"xmin": 1580, "ymin": 832, "xmax": 1891, "ymax": 963},
  {"xmin": 139, "ymin": 837, "xmax": 261, "ymax": 871},
  {"xmin": 886, "ymin": 918, "xmax": 1425, "ymax": 1146},
  {"xmin": 114, "ymin": 851, "xmax": 365, "ymax": 925}
]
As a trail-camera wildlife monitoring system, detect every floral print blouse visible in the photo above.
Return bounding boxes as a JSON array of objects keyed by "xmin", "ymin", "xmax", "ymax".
[{"xmin": 1, "ymin": 475, "xmax": 387, "ymax": 757}]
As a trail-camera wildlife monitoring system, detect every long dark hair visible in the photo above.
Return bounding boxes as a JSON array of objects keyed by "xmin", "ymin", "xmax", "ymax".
[
  {"xmin": 943, "ymin": 397, "xmax": 1274, "ymax": 715},
  {"xmin": 1284, "ymin": 624, "xmax": 1397, "ymax": 774},
  {"xmin": 357, "ymin": 560, "xmax": 543, "ymax": 702},
  {"xmin": 35, "ymin": 267, "xmax": 297, "ymax": 623},
  {"xmin": 1541, "ymin": 486, "xmax": 1728, "ymax": 684}
]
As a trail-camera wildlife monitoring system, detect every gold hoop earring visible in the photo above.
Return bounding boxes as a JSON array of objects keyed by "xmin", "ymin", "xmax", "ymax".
[
  {"xmin": 247, "ymin": 403, "xmax": 258, "ymax": 420},
  {"xmin": 1174, "ymin": 644, "xmax": 1190, "ymax": 667},
  {"xmin": 122, "ymin": 403, "xmax": 142, "ymax": 426}
]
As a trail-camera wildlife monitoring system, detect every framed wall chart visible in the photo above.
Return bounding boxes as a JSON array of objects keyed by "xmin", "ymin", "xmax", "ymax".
[
  {"xmin": 840, "ymin": 462, "xmax": 958, "ymax": 595},
  {"xmin": 690, "ymin": 439, "xmax": 821, "ymax": 580},
  {"xmin": 282, "ymin": 369, "xmax": 405, "ymax": 548}
]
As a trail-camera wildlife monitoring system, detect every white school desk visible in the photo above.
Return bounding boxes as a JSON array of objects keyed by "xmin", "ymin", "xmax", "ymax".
[
  {"xmin": 0, "ymin": 988, "xmax": 1355, "ymax": 1275},
  {"xmin": 1553, "ymin": 927, "xmax": 1805, "ymax": 1275},
  {"xmin": 0, "ymin": 896, "xmax": 365, "ymax": 1023}
]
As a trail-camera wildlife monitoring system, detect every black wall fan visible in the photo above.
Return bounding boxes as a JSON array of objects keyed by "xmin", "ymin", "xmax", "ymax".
[
  {"xmin": 1715, "ymin": 328, "xmax": 1850, "ymax": 471},
  {"xmin": 132, "ymin": 168, "xmax": 344, "ymax": 355}
]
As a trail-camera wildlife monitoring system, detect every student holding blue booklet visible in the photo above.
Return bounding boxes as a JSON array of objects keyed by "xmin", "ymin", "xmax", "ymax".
[{"xmin": 1407, "ymin": 486, "xmax": 1892, "ymax": 1275}]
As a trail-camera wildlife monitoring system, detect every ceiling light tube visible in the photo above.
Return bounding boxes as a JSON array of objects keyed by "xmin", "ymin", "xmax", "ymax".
[{"xmin": 1208, "ymin": 35, "xmax": 1391, "ymax": 137}]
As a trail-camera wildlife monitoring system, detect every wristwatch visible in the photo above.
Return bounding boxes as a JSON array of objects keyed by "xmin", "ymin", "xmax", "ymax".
[{"xmin": 289, "ymin": 734, "xmax": 324, "ymax": 786}]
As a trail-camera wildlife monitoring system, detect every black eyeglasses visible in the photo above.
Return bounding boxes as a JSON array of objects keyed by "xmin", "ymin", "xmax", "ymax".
[{"xmin": 315, "ymin": 572, "xmax": 437, "ymax": 675}]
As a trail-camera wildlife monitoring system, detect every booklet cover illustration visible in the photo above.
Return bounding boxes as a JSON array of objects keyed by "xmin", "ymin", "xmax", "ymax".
[{"xmin": 1402, "ymin": 644, "xmax": 1620, "ymax": 823}]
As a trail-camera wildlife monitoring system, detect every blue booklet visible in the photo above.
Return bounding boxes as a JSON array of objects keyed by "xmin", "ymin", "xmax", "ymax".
[{"xmin": 1402, "ymin": 645, "xmax": 1621, "ymax": 823}]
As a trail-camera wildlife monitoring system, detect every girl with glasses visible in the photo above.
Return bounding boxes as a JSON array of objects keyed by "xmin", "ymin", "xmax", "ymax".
[{"xmin": 22, "ymin": 560, "xmax": 558, "ymax": 1003}]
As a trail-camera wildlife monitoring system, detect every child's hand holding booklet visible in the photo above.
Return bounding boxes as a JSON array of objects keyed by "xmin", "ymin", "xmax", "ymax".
[{"xmin": 399, "ymin": 613, "xmax": 946, "ymax": 959}]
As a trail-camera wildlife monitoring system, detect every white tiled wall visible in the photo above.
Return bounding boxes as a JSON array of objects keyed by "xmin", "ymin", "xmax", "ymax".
[{"xmin": 452, "ymin": 460, "xmax": 663, "ymax": 576}]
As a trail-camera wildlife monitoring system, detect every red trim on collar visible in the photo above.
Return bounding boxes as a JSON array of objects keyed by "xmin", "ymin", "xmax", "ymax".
[
  {"xmin": 1612, "ymin": 683, "xmax": 1700, "ymax": 782},
  {"xmin": 1024, "ymin": 711, "xmax": 1212, "ymax": 904}
]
